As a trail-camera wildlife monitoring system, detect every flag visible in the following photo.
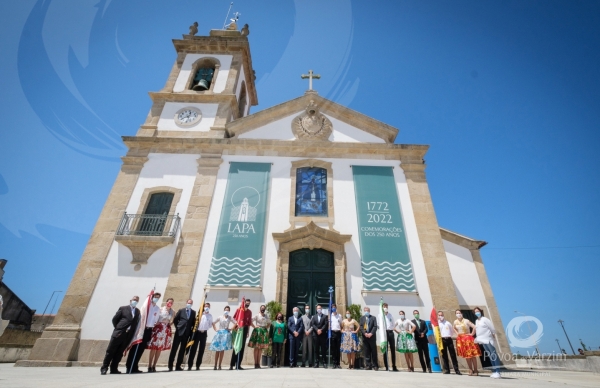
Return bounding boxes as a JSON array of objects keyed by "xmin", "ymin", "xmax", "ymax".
[
  {"xmin": 328, "ymin": 291, "xmax": 332, "ymax": 339},
  {"xmin": 430, "ymin": 307, "xmax": 443, "ymax": 351},
  {"xmin": 232, "ymin": 297, "xmax": 246, "ymax": 354},
  {"xmin": 186, "ymin": 292, "xmax": 208, "ymax": 352},
  {"xmin": 377, "ymin": 298, "xmax": 388, "ymax": 353},
  {"xmin": 124, "ymin": 289, "xmax": 154, "ymax": 355}
]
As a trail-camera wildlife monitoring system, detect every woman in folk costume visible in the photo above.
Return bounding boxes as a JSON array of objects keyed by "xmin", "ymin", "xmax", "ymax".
[
  {"xmin": 209, "ymin": 305, "xmax": 237, "ymax": 370},
  {"xmin": 340, "ymin": 310, "xmax": 360, "ymax": 369},
  {"xmin": 248, "ymin": 304, "xmax": 271, "ymax": 368},
  {"xmin": 268, "ymin": 312, "xmax": 287, "ymax": 368},
  {"xmin": 453, "ymin": 309, "xmax": 481, "ymax": 376},
  {"xmin": 394, "ymin": 310, "xmax": 418, "ymax": 371},
  {"xmin": 147, "ymin": 297, "xmax": 174, "ymax": 372}
]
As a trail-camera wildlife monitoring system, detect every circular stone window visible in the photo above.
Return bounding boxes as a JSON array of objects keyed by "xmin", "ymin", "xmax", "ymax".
[{"xmin": 174, "ymin": 106, "xmax": 202, "ymax": 127}]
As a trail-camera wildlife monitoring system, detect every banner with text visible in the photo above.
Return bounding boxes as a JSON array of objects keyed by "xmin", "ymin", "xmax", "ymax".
[
  {"xmin": 208, "ymin": 162, "xmax": 271, "ymax": 287},
  {"xmin": 352, "ymin": 166, "xmax": 416, "ymax": 292}
]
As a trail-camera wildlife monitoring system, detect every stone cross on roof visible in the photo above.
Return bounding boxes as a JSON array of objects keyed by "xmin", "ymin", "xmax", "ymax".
[{"xmin": 301, "ymin": 69, "xmax": 321, "ymax": 91}]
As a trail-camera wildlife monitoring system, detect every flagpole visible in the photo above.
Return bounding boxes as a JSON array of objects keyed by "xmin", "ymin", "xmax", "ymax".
[{"xmin": 328, "ymin": 286, "xmax": 333, "ymax": 368}]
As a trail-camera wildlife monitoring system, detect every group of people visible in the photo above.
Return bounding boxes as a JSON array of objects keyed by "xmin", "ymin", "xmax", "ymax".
[{"xmin": 100, "ymin": 295, "xmax": 501, "ymax": 379}]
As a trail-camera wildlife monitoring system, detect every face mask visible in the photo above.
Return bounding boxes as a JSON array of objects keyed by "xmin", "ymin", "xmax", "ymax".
[
  {"xmin": 317, "ymin": 309, "xmax": 322, "ymax": 314},
  {"xmin": 364, "ymin": 311, "xmax": 370, "ymax": 317},
  {"xmin": 400, "ymin": 315, "xmax": 405, "ymax": 319},
  {"xmin": 305, "ymin": 309, "xmax": 310, "ymax": 314},
  {"xmin": 277, "ymin": 316, "xmax": 282, "ymax": 321},
  {"xmin": 245, "ymin": 304, "xmax": 250, "ymax": 308},
  {"xmin": 152, "ymin": 298, "xmax": 159, "ymax": 304},
  {"xmin": 456, "ymin": 313, "xmax": 462, "ymax": 318},
  {"xmin": 187, "ymin": 304, "xmax": 192, "ymax": 309},
  {"xmin": 475, "ymin": 312, "xmax": 481, "ymax": 318},
  {"xmin": 414, "ymin": 314, "xmax": 420, "ymax": 319},
  {"xmin": 204, "ymin": 307, "xmax": 210, "ymax": 312},
  {"xmin": 260, "ymin": 309, "xmax": 265, "ymax": 313},
  {"xmin": 438, "ymin": 316, "xmax": 444, "ymax": 321},
  {"xmin": 384, "ymin": 308, "xmax": 388, "ymax": 313},
  {"xmin": 332, "ymin": 308, "xmax": 336, "ymax": 313},
  {"xmin": 346, "ymin": 313, "xmax": 351, "ymax": 318},
  {"xmin": 130, "ymin": 301, "xmax": 138, "ymax": 307},
  {"xmin": 224, "ymin": 311, "xmax": 229, "ymax": 316},
  {"xmin": 293, "ymin": 311, "xmax": 299, "ymax": 317}
]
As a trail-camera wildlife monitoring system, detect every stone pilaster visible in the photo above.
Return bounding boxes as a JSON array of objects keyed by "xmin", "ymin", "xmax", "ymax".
[
  {"xmin": 471, "ymin": 249, "xmax": 511, "ymax": 360},
  {"xmin": 399, "ymin": 163, "xmax": 459, "ymax": 313},
  {"xmin": 17, "ymin": 155, "xmax": 148, "ymax": 367},
  {"xmin": 162, "ymin": 153, "xmax": 223, "ymax": 310}
]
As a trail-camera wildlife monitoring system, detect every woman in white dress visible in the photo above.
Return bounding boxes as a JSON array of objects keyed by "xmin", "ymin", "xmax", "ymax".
[
  {"xmin": 147, "ymin": 298, "xmax": 174, "ymax": 372},
  {"xmin": 210, "ymin": 306, "xmax": 237, "ymax": 370},
  {"xmin": 393, "ymin": 310, "xmax": 418, "ymax": 371}
]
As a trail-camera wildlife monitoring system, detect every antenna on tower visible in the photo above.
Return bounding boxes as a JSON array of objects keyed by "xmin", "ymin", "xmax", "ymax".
[{"xmin": 222, "ymin": 2, "xmax": 234, "ymax": 30}]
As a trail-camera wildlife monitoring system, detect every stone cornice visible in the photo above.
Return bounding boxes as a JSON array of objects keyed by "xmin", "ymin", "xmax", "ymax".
[
  {"xmin": 273, "ymin": 221, "xmax": 352, "ymax": 246},
  {"xmin": 172, "ymin": 33, "xmax": 258, "ymax": 106},
  {"xmin": 440, "ymin": 227, "xmax": 487, "ymax": 250},
  {"xmin": 225, "ymin": 93, "xmax": 399, "ymax": 143},
  {"xmin": 148, "ymin": 91, "xmax": 238, "ymax": 105},
  {"xmin": 121, "ymin": 136, "xmax": 428, "ymax": 161}
]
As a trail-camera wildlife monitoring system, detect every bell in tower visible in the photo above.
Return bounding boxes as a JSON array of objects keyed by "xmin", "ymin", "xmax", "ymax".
[{"xmin": 191, "ymin": 67, "xmax": 215, "ymax": 91}]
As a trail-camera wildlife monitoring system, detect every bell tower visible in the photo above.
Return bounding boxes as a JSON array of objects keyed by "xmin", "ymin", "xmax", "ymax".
[{"xmin": 136, "ymin": 26, "xmax": 258, "ymax": 139}]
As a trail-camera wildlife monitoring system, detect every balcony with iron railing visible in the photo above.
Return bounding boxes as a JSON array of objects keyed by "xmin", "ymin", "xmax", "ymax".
[{"xmin": 115, "ymin": 213, "xmax": 181, "ymax": 266}]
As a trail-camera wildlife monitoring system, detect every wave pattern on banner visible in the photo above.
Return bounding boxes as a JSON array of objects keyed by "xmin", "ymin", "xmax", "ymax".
[
  {"xmin": 208, "ymin": 256, "xmax": 262, "ymax": 287},
  {"xmin": 361, "ymin": 260, "xmax": 416, "ymax": 292}
]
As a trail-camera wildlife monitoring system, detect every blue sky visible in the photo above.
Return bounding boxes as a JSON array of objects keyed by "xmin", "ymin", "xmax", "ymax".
[{"xmin": 1, "ymin": 0, "xmax": 599, "ymax": 354}]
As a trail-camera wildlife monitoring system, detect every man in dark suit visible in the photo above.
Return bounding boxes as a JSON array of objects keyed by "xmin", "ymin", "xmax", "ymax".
[
  {"xmin": 168, "ymin": 299, "xmax": 196, "ymax": 371},
  {"xmin": 100, "ymin": 296, "xmax": 140, "ymax": 375},
  {"xmin": 310, "ymin": 304, "xmax": 329, "ymax": 368},
  {"xmin": 412, "ymin": 310, "xmax": 432, "ymax": 373},
  {"xmin": 359, "ymin": 306, "xmax": 378, "ymax": 370},
  {"xmin": 287, "ymin": 306, "xmax": 305, "ymax": 367}
]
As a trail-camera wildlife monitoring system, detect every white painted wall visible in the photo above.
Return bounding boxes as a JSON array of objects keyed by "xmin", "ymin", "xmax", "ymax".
[
  {"xmin": 443, "ymin": 239, "xmax": 487, "ymax": 307},
  {"xmin": 157, "ymin": 102, "xmax": 218, "ymax": 132},
  {"xmin": 81, "ymin": 153, "xmax": 199, "ymax": 340},
  {"xmin": 189, "ymin": 156, "xmax": 434, "ymax": 343},
  {"xmin": 237, "ymin": 113, "xmax": 385, "ymax": 143},
  {"xmin": 234, "ymin": 65, "xmax": 248, "ymax": 117},
  {"xmin": 173, "ymin": 54, "xmax": 232, "ymax": 93}
]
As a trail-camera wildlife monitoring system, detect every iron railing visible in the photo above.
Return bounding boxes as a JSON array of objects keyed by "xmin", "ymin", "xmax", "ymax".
[{"xmin": 116, "ymin": 213, "xmax": 181, "ymax": 237}]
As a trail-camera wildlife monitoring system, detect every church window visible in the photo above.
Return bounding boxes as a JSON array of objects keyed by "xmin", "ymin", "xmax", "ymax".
[
  {"xmin": 191, "ymin": 67, "xmax": 215, "ymax": 91},
  {"xmin": 238, "ymin": 81, "xmax": 247, "ymax": 117},
  {"xmin": 295, "ymin": 167, "xmax": 327, "ymax": 216}
]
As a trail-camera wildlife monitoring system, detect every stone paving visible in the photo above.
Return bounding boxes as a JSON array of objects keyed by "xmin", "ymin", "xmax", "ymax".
[{"xmin": 1, "ymin": 363, "xmax": 599, "ymax": 388}]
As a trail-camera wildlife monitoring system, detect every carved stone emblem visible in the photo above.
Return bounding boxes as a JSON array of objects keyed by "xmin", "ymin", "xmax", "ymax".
[{"xmin": 292, "ymin": 100, "xmax": 333, "ymax": 141}]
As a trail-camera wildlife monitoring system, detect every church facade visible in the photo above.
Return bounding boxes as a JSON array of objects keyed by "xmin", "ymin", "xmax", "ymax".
[{"xmin": 21, "ymin": 28, "xmax": 509, "ymax": 366}]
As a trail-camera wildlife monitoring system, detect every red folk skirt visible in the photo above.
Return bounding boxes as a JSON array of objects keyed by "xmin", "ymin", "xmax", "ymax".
[
  {"xmin": 456, "ymin": 334, "xmax": 481, "ymax": 358},
  {"xmin": 147, "ymin": 322, "xmax": 172, "ymax": 351}
]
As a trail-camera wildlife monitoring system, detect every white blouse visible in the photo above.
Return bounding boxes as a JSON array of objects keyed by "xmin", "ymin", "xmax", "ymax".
[
  {"xmin": 213, "ymin": 315, "xmax": 236, "ymax": 330},
  {"xmin": 394, "ymin": 318, "xmax": 415, "ymax": 332},
  {"xmin": 474, "ymin": 316, "xmax": 496, "ymax": 345},
  {"xmin": 157, "ymin": 307, "xmax": 173, "ymax": 324}
]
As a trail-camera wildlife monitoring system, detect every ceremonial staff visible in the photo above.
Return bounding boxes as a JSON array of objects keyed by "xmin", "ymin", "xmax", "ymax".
[{"xmin": 327, "ymin": 286, "xmax": 333, "ymax": 368}]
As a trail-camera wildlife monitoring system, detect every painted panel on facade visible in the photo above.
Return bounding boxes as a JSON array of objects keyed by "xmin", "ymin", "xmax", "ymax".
[
  {"xmin": 295, "ymin": 167, "xmax": 327, "ymax": 216},
  {"xmin": 207, "ymin": 162, "xmax": 271, "ymax": 287},
  {"xmin": 352, "ymin": 166, "xmax": 416, "ymax": 292}
]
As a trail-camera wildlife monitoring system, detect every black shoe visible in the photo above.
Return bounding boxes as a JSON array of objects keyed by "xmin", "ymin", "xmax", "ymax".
[
  {"xmin": 393, "ymin": 367, "xmax": 399, "ymax": 372},
  {"xmin": 238, "ymin": 366, "xmax": 244, "ymax": 370},
  {"xmin": 100, "ymin": 367, "xmax": 108, "ymax": 375},
  {"xmin": 168, "ymin": 367, "xmax": 173, "ymax": 372},
  {"xmin": 300, "ymin": 364, "xmax": 305, "ymax": 368},
  {"xmin": 428, "ymin": 369, "xmax": 432, "ymax": 373},
  {"xmin": 313, "ymin": 364, "xmax": 319, "ymax": 368},
  {"xmin": 365, "ymin": 367, "xmax": 372, "ymax": 370},
  {"xmin": 187, "ymin": 366, "xmax": 192, "ymax": 371},
  {"xmin": 132, "ymin": 369, "xmax": 143, "ymax": 374},
  {"xmin": 455, "ymin": 371, "xmax": 462, "ymax": 375},
  {"xmin": 373, "ymin": 367, "xmax": 379, "ymax": 371},
  {"xmin": 175, "ymin": 367, "xmax": 184, "ymax": 371},
  {"xmin": 196, "ymin": 366, "xmax": 200, "ymax": 371},
  {"xmin": 443, "ymin": 371, "xmax": 450, "ymax": 374},
  {"xmin": 422, "ymin": 369, "xmax": 427, "ymax": 373},
  {"xmin": 229, "ymin": 366, "xmax": 234, "ymax": 370},
  {"xmin": 323, "ymin": 365, "xmax": 328, "ymax": 369},
  {"xmin": 110, "ymin": 370, "xmax": 121, "ymax": 374}
]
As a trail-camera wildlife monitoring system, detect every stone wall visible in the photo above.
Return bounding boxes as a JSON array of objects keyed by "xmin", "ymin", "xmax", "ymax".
[
  {"xmin": 515, "ymin": 352, "xmax": 600, "ymax": 373},
  {"xmin": 0, "ymin": 328, "xmax": 42, "ymax": 363}
]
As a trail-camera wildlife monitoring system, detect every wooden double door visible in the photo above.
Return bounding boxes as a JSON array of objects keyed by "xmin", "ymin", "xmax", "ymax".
[{"xmin": 286, "ymin": 248, "xmax": 335, "ymax": 318}]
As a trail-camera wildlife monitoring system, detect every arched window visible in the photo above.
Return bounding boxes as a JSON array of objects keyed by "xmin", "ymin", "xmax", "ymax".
[
  {"xmin": 189, "ymin": 57, "xmax": 220, "ymax": 91},
  {"xmin": 238, "ymin": 81, "xmax": 247, "ymax": 117},
  {"xmin": 295, "ymin": 167, "xmax": 328, "ymax": 216}
]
